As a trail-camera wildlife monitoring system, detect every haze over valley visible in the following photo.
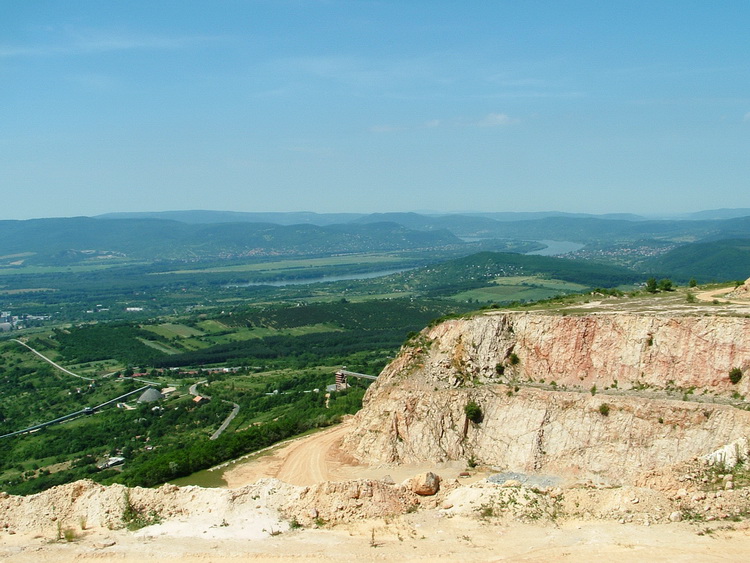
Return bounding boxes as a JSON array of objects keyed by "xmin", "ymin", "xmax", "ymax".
[{"xmin": 3, "ymin": 1, "xmax": 750, "ymax": 560}]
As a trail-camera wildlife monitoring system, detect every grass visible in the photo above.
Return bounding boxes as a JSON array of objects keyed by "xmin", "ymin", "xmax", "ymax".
[
  {"xmin": 144, "ymin": 323, "xmax": 205, "ymax": 339},
  {"xmin": 494, "ymin": 282, "xmax": 749, "ymax": 317},
  {"xmin": 137, "ymin": 338, "xmax": 182, "ymax": 355},
  {"xmin": 121, "ymin": 490, "xmax": 162, "ymax": 531},
  {"xmin": 452, "ymin": 276, "xmax": 589, "ymax": 304}
]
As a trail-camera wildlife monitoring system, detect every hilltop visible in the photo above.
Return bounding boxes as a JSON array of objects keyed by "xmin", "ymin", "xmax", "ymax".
[{"xmin": 2, "ymin": 287, "xmax": 750, "ymax": 561}]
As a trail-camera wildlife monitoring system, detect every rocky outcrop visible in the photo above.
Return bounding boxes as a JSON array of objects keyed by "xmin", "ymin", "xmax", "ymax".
[
  {"xmin": 342, "ymin": 312, "xmax": 750, "ymax": 484},
  {"xmin": 727, "ymin": 277, "xmax": 750, "ymax": 300},
  {"xmin": 0, "ymin": 477, "xmax": 424, "ymax": 536}
]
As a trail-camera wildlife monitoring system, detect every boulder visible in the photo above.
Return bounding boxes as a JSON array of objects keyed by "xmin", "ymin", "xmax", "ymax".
[{"xmin": 411, "ymin": 472, "xmax": 441, "ymax": 496}]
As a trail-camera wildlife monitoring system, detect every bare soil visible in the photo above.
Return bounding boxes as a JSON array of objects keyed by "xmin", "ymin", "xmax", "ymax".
[{"xmin": 3, "ymin": 420, "xmax": 750, "ymax": 562}]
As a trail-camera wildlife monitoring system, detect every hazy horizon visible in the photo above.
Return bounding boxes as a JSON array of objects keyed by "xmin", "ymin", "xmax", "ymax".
[
  {"xmin": 4, "ymin": 206, "xmax": 749, "ymax": 224},
  {"xmin": 3, "ymin": 2, "xmax": 749, "ymax": 220}
]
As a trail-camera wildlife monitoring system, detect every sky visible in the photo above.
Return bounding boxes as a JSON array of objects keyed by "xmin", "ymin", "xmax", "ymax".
[{"xmin": 1, "ymin": 1, "xmax": 749, "ymax": 220}]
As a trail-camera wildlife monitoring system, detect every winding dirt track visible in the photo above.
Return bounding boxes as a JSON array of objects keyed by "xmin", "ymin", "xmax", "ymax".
[
  {"xmin": 275, "ymin": 424, "xmax": 350, "ymax": 485},
  {"xmin": 221, "ymin": 421, "xmax": 471, "ymax": 489},
  {"xmin": 222, "ymin": 424, "xmax": 355, "ymax": 487},
  {"xmin": 695, "ymin": 287, "xmax": 749, "ymax": 305}
]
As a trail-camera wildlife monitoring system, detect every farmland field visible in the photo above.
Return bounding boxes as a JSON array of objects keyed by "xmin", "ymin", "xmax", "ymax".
[{"xmin": 452, "ymin": 276, "xmax": 589, "ymax": 303}]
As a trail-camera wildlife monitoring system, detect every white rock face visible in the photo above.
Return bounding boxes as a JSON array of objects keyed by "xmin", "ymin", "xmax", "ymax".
[
  {"xmin": 704, "ymin": 437, "xmax": 750, "ymax": 468},
  {"xmin": 341, "ymin": 312, "xmax": 750, "ymax": 484}
]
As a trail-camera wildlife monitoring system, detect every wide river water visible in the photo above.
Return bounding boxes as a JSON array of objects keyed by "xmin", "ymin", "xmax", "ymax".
[
  {"xmin": 232, "ymin": 241, "xmax": 582, "ymax": 288},
  {"xmin": 231, "ymin": 267, "xmax": 412, "ymax": 287},
  {"xmin": 526, "ymin": 240, "xmax": 584, "ymax": 256}
]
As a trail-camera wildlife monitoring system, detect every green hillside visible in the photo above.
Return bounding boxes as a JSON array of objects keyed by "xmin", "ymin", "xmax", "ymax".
[
  {"xmin": 0, "ymin": 217, "xmax": 462, "ymax": 265},
  {"xmin": 644, "ymin": 239, "xmax": 750, "ymax": 282}
]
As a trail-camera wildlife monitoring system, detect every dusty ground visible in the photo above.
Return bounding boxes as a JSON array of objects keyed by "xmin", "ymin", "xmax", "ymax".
[
  {"xmin": 221, "ymin": 423, "xmax": 480, "ymax": 488},
  {"xmin": 3, "ymin": 421, "xmax": 750, "ymax": 562},
  {"xmin": 3, "ymin": 515, "xmax": 750, "ymax": 562}
]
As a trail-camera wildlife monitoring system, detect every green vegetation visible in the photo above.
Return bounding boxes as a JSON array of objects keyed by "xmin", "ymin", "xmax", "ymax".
[
  {"xmin": 729, "ymin": 368, "xmax": 743, "ymax": 385},
  {"xmin": 2, "ymin": 211, "xmax": 749, "ymax": 497},
  {"xmin": 645, "ymin": 239, "xmax": 750, "ymax": 283},
  {"xmin": 122, "ymin": 490, "xmax": 162, "ymax": 530},
  {"xmin": 464, "ymin": 401, "xmax": 483, "ymax": 424},
  {"xmin": 645, "ymin": 277, "xmax": 674, "ymax": 293},
  {"xmin": 0, "ymin": 294, "xmax": 472, "ymax": 495}
]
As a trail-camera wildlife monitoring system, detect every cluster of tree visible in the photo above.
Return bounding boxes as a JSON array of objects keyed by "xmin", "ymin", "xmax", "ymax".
[
  {"xmin": 151, "ymin": 329, "xmax": 407, "ymax": 369},
  {"xmin": 645, "ymin": 278, "xmax": 674, "ymax": 293},
  {"xmin": 217, "ymin": 298, "xmax": 471, "ymax": 332},
  {"xmin": 113, "ymin": 388, "xmax": 362, "ymax": 488},
  {"xmin": 644, "ymin": 239, "xmax": 750, "ymax": 283},
  {"xmin": 53, "ymin": 324, "xmax": 168, "ymax": 365},
  {"xmin": 0, "ymin": 379, "xmax": 364, "ymax": 494}
]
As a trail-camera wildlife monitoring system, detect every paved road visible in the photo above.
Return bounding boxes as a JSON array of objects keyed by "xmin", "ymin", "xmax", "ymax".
[
  {"xmin": 210, "ymin": 401, "xmax": 240, "ymax": 440},
  {"xmin": 0, "ymin": 385, "xmax": 151, "ymax": 439},
  {"xmin": 188, "ymin": 379, "xmax": 240, "ymax": 440},
  {"xmin": 12, "ymin": 339, "xmax": 94, "ymax": 381},
  {"xmin": 189, "ymin": 380, "xmax": 208, "ymax": 396}
]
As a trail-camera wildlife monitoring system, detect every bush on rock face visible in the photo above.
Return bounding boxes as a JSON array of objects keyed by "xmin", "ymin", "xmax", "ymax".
[
  {"xmin": 729, "ymin": 367, "xmax": 743, "ymax": 385},
  {"xmin": 465, "ymin": 401, "xmax": 483, "ymax": 424}
]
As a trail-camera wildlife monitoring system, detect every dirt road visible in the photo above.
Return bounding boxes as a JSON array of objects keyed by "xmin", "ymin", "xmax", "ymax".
[
  {"xmin": 222, "ymin": 421, "xmax": 478, "ymax": 489},
  {"xmin": 223, "ymin": 424, "xmax": 353, "ymax": 487}
]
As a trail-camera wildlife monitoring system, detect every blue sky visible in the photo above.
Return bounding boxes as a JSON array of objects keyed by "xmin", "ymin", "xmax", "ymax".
[{"xmin": 2, "ymin": 1, "xmax": 749, "ymax": 220}]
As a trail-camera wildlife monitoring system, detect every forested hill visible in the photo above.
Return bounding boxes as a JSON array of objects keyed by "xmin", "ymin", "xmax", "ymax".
[
  {"xmin": 643, "ymin": 239, "xmax": 750, "ymax": 282},
  {"xmin": 0, "ymin": 217, "xmax": 462, "ymax": 264},
  {"xmin": 428, "ymin": 215, "xmax": 750, "ymax": 243}
]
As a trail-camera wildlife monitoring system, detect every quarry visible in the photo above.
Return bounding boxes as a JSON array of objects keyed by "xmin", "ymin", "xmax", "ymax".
[{"xmin": 2, "ymin": 286, "xmax": 750, "ymax": 561}]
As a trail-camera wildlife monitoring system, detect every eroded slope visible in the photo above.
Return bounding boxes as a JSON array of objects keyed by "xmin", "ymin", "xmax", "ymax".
[{"xmin": 342, "ymin": 312, "xmax": 750, "ymax": 484}]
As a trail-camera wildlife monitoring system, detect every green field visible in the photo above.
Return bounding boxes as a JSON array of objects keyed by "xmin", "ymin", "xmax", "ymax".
[
  {"xmin": 146, "ymin": 323, "xmax": 205, "ymax": 338},
  {"xmin": 452, "ymin": 276, "xmax": 590, "ymax": 303}
]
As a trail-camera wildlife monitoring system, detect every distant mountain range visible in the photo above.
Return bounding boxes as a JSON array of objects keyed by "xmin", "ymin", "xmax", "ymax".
[
  {"xmin": 2, "ymin": 209, "xmax": 750, "ymax": 275},
  {"xmin": 97, "ymin": 208, "xmax": 750, "ymax": 225},
  {"xmin": 0, "ymin": 217, "xmax": 461, "ymax": 265},
  {"xmin": 95, "ymin": 209, "xmax": 750, "ymax": 242}
]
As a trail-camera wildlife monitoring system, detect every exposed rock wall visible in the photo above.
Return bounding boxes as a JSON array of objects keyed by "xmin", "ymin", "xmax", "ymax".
[{"xmin": 342, "ymin": 312, "xmax": 750, "ymax": 483}]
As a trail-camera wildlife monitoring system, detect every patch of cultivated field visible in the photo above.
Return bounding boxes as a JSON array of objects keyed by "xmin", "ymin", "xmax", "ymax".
[
  {"xmin": 145, "ymin": 323, "xmax": 205, "ymax": 339},
  {"xmin": 453, "ymin": 276, "xmax": 589, "ymax": 303}
]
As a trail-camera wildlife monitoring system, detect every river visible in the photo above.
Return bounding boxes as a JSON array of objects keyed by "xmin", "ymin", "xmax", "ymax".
[
  {"xmin": 526, "ymin": 240, "xmax": 584, "ymax": 256},
  {"xmin": 230, "ymin": 267, "xmax": 412, "ymax": 287}
]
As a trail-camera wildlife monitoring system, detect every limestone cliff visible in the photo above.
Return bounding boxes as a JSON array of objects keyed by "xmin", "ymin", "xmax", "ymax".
[{"xmin": 341, "ymin": 312, "xmax": 750, "ymax": 484}]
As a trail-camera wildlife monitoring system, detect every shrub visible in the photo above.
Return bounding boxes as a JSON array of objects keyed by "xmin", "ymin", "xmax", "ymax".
[
  {"xmin": 508, "ymin": 353, "xmax": 520, "ymax": 366},
  {"xmin": 658, "ymin": 278, "xmax": 674, "ymax": 292},
  {"xmin": 729, "ymin": 367, "xmax": 743, "ymax": 385},
  {"xmin": 598, "ymin": 403, "xmax": 610, "ymax": 416},
  {"xmin": 464, "ymin": 401, "xmax": 483, "ymax": 424},
  {"xmin": 122, "ymin": 490, "xmax": 162, "ymax": 531}
]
